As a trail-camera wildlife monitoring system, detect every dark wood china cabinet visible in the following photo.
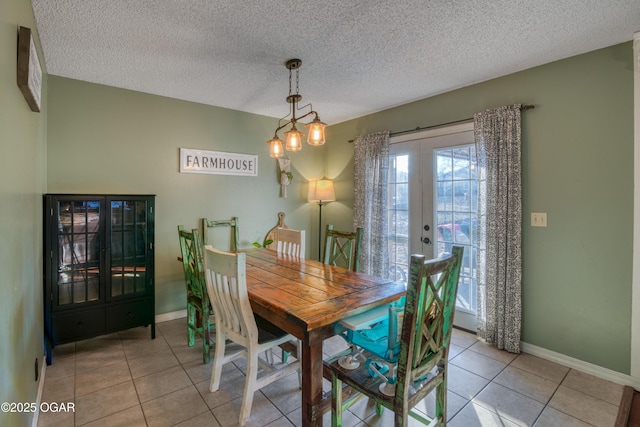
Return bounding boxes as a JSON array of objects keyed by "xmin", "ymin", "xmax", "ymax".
[{"xmin": 43, "ymin": 194, "xmax": 155, "ymax": 363}]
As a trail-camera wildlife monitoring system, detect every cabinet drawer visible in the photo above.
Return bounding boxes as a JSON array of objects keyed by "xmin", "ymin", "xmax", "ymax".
[
  {"xmin": 106, "ymin": 299, "xmax": 153, "ymax": 331},
  {"xmin": 53, "ymin": 308, "xmax": 106, "ymax": 343}
]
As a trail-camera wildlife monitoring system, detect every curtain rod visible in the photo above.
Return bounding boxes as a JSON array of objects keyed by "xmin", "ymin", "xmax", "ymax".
[{"xmin": 348, "ymin": 104, "xmax": 535, "ymax": 142}]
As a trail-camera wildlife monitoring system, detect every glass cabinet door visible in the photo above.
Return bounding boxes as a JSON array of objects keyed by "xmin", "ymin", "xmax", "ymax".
[
  {"xmin": 55, "ymin": 199, "xmax": 103, "ymax": 306},
  {"xmin": 108, "ymin": 198, "xmax": 150, "ymax": 298}
]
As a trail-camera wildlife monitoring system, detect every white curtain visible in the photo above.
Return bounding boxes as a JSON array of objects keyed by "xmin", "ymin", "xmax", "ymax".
[
  {"xmin": 353, "ymin": 131, "xmax": 390, "ymax": 277},
  {"xmin": 475, "ymin": 105, "xmax": 522, "ymax": 353}
]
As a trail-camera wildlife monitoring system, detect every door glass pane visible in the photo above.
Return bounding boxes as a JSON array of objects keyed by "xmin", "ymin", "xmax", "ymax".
[
  {"xmin": 57, "ymin": 200, "xmax": 101, "ymax": 305},
  {"xmin": 435, "ymin": 145, "xmax": 478, "ymax": 314},
  {"xmin": 387, "ymin": 154, "xmax": 409, "ymax": 283},
  {"xmin": 111, "ymin": 200, "xmax": 148, "ymax": 297},
  {"xmin": 436, "ymin": 181, "xmax": 452, "ymax": 211}
]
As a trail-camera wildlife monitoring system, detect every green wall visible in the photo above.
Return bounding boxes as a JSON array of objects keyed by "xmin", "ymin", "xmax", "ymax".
[
  {"xmin": 325, "ymin": 43, "xmax": 634, "ymax": 373},
  {"xmin": 46, "ymin": 77, "xmax": 329, "ymax": 314},
  {"xmin": 0, "ymin": 0, "xmax": 47, "ymax": 425}
]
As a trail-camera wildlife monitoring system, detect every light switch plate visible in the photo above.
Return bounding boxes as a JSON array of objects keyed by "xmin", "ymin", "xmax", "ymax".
[{"xmin": 531, "ymin": 212, "xmax": 547, "ymax": 227}]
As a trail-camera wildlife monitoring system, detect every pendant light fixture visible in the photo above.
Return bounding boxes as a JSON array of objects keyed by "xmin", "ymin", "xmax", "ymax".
[{"xmin": 267, "ymin": 59, "xmax": 327, "ymax": 158}]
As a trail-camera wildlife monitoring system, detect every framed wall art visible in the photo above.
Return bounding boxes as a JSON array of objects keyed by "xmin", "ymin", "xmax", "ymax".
[{"xmin": 17, "ymin": 26, "xmax": 42, "ymax": 112}]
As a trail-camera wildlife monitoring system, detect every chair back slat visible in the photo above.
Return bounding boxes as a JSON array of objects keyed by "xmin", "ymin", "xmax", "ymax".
[
  {"xmin": 323, "ymin": 225, "xmax": 363, "ymax": 271},
  {"xmin": 202, "ymin": 217, "xmax": 239, "ymax": 251}
]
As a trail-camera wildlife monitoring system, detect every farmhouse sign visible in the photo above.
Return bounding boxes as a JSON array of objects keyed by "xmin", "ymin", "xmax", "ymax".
[{"xmin": 180, "ymin": 148, "xmax": 258, "ymax": 177}]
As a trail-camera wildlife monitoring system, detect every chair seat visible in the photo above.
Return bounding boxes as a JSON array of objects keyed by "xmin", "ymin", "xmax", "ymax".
[
  {"xmin": 325, "ymin": 349, "xmax": 445, "ymax": 405},
  {"xmin": 254, "ymin": 314, "xmax": 290, "ymax": 344},
  {"xmin": 349, "ymin": 319, "xmax": 399, "ymax": 363},
  {"xmin": 339, "ymin": 305, "xmax": 388, "ymax": 330},
  {"xmin": 340, "ymin": 296, "xmax": 406, "ymax": 363}
]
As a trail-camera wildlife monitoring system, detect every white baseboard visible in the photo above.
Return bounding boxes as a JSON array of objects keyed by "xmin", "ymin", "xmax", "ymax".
[
  {"xmin": 521, "ymin": 341, "xmax": 640, "ymax": 389},
  {"xmin": 155, "ymin": 309, "xmax": 187, "ymax": 323},
  {"xmin": 31, "ymin": 354, "xmax": 47, "ymax": 427}
]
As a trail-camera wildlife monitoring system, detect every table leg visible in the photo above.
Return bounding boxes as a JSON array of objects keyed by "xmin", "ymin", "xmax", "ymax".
[{"xmin": 301, "ymin": 340, "xmax": 324, "ymax": 427}]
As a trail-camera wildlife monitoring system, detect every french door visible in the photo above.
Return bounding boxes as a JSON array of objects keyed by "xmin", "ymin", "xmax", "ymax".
[{"xmin": 387, "ymin": 124, "xmax": 479, "ymax": 330}]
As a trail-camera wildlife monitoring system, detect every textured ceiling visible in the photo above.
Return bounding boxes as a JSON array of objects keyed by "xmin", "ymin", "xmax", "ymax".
[{"xmin": 32, "ymin": 0, "xmax": 640, "ymax": 125}]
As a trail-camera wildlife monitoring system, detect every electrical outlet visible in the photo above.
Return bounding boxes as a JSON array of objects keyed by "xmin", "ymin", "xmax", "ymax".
[{"xmin": 531, "ymin": 212, "xmax": 547, "ymax": 227}]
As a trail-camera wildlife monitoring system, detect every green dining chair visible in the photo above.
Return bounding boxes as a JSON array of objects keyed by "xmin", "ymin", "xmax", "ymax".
[
  {"xmin": 202, "ymin": 217, "xmax": 239, "ymax": 251},
  {"xmin": 323, "ymin": 225, "xmax": 363, "ymax": 272},
  {"xmin": 177, "ymin": 226, "xmax": 213, "ymax": 363},
  {"xmin": 325, "ymin": 246, "xmax": 464, "ymax": 426},
  {"xmin": 313, "ymin": 225, "xmax": 364, "ymax": 363}
]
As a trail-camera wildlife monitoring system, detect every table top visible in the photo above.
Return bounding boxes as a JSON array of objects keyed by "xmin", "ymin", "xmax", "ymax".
[{"xmin": 243, "ymin": 248, "xmax": 406, "ymax": 340}]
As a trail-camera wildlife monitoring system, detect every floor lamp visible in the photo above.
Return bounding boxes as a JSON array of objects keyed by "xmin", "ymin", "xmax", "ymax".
[{"xmin": 308, "ymin": 179, "xmax": 336, "ymax": 261}]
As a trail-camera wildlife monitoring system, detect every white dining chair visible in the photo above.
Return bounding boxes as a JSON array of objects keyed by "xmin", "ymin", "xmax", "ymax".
[
  {"xmin": 203, "ymin": 245, "xmax": 301, "ymax": 425},
  {"xmin": 274, "ymin": 227, "xmax": 305, "ymax": 258}
]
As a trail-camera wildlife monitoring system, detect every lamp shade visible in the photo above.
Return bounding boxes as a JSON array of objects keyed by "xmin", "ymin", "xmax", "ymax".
[
  {"xmin": 308, "ymin": 179, "xmax": 336, "ymax": 202},
  {"xmin": 306, "ymin": 118, "xmax": 326, "ymax": 146},
  {"xmin": 284, "ymin": 126, "xmax": 303, "ymax": 152},
  {"xmin": 268, "ymin": 136, "xmax": 284, "ymax": 158}
]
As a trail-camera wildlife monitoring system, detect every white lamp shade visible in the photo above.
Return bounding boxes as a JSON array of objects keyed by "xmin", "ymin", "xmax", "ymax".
[{"xmin": 308, "ymin": 179, "xmax": 336, "ymax": 202}]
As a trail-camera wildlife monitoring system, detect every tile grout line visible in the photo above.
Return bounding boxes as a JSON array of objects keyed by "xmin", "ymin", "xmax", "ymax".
[
  {"xmin": 120, "ymin": 331, "xmax": 149, "ymax": 427},
  {"xmin": 447, "ymin": 344, "xmax": 508, "ymax": 424},
  {"xmin": 450, "ymin": 341, "xmax": 564, "ymax": 426},
  {"xmin": 78, "ymin": 335, "xmax": 140, "ymax": 427},
  {"xmin": 172, "ymin": 325, "xmax": 235, "ymax": 426},
  {"xmin": 149, "ymin": 326, "xmax": 214, "ymax": 425}
]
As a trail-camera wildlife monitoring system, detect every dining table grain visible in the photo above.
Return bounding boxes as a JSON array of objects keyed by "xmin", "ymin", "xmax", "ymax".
[{"xmin": 243, "ymin": 248, "xmax": 405, "ymax": 427}]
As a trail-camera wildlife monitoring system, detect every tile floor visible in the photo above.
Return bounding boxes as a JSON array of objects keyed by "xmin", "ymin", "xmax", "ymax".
[{"xmin": 37, "ymin": 318, "xmax": 625, "ymax": 426}]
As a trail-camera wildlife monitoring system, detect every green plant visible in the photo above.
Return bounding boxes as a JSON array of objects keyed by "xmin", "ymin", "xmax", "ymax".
[
  {"xmin": 281, "ymin": 171, "xmax": 293, "ymax": 183},
  {"xmin": 252, "ymin": 239, "xmax": 274, "ymax": 248}
]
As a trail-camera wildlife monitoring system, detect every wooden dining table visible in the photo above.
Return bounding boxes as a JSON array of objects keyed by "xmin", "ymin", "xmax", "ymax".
[{"xmin": 243, "ymin": 248, "xmax": 406, "ymax": 427}]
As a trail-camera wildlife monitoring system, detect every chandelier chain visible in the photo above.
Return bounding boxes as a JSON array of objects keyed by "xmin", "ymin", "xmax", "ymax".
[{"xmin": 296, "ymin": 68, "xmax": 300, "ymax": 95}]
